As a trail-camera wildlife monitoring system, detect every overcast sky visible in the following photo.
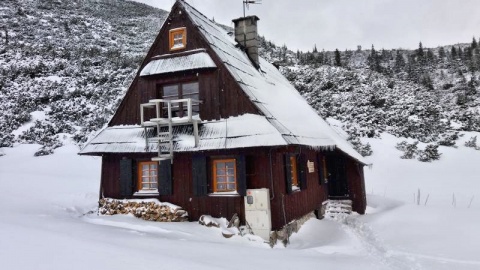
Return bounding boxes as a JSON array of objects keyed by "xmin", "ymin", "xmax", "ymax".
[{"xmin": 131, "ymin": 0, "xmax": 480, "ymax": 52}]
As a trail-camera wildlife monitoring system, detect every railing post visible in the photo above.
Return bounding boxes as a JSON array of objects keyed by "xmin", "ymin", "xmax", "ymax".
[
  {"xmin": 155, "ymin": 101, "xmax": 161, "ymax": 119},
  {"xmin": 193, "ymin": 120, "xmax": 199, "ymax": 147},
  {"xmin": 187, "ymin": 98, "xmax": 192, "ymax": 121},
  {"xmin": 167, "ymin": 101, "xmax": 172, "ymax": 119}
]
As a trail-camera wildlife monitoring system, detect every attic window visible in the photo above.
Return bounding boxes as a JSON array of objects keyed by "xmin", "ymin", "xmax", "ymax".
[{"xmin": 169, "ymin": 27, "xmax": 187, "ymax": 51}]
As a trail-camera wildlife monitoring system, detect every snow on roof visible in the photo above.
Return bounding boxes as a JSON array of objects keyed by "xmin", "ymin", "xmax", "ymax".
[
  {"xmin": 79, "ymin": 114, "xmax": 288, "ymax": 155},
  {"xmin": 178, "ymin": 1, "xmax": 367, "ymax": 164},
  {"xmin": 140, "ymin": 50, "xmax": 216, "ymax": 77}
]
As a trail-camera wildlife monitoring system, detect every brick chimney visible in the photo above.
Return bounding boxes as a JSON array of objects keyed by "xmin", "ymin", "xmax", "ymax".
[{"xmin": 232, "ymin": 16, "xmax": 260, "ymax": 68}]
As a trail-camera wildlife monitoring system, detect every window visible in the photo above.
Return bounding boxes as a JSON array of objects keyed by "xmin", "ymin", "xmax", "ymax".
[
  {"xmin": 285, "ymin": 153, "xmax": 307, "ymax": 193},
  {"xmin": 137, "ymin": 161, "xmax": 158, "ymax": 192},
  {"xmin": 169, "ymin": 27, "xmax": 187, "ymax": 51},
  {"xmin": 212, "ymin": 159, "xmax": 237, "ymax": 193},
  {"xmin": 288, "ymin": 155, "xmax": 299, "ymax": 188},
  {"xmin": 192, "ymin": 155, "xmax": 246, "ymax": 196},
  {"xmin": 160, "ymin": 81, "xmax": 199, "ymax": 117}
]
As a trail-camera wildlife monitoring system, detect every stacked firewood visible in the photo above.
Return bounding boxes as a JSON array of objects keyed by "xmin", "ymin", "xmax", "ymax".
[{"xmin": 98, "ymin": 198, "xmax": 188, "ymax": 222}]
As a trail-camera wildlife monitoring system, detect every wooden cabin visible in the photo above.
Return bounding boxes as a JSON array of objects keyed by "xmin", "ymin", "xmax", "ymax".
[{"xmin": 79, "ymin": 0, "xmax": 368, "ymax": 236}]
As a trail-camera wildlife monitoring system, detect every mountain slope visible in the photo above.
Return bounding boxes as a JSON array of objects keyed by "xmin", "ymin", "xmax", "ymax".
[
  {"xmin": 0, "ymin": 0, "xmax": 167, "ymax": 154},
  {"xmin": 0, "ymin": 0, "xmax": 479, "ymax": 158}
]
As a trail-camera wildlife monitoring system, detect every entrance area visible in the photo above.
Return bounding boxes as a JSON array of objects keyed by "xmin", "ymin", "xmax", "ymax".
[{"xmin": 325, "ymin": 154, "xmax": 349, "ymax": 199}]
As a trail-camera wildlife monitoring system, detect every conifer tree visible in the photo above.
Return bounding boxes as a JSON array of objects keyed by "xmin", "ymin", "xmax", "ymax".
[
  {"xmin": 426, "ymin": 49, "xmax": 435, "ymax": 63},
  {"xmin": 458, "ymin": 47, "xmax": 463, "ymax": 60},
  {"xmin": 394, "ymin": 50, "xmax": 406, "ymax": 71},
  {"xmin": 438, "ymin": 46, "xmax": 446, "ymax": 59},
  {"xmin": 451, "ymin": 46, "xmax": 457, "ymax": 59},
  {"xmin": 334, "ymin": 48, "xmax": 341, "ymax": 66},
  {"xmin": 418, "ymin": 144, "xmax": 441, "ymax": 162},
  {"xmin": 472, "ymin": 37, "xmax": 477, "ymax": 49},
  {"xmin": 417, "ymin": 42, "xmax": 424, "ymax": 58},
  {"xmin": 368, "ymin": 45, "xmax": 381, "ymax": 72}
]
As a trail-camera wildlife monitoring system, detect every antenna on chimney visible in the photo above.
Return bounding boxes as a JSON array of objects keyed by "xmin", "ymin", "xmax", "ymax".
[{"xmin": 243, "ymin": 0, "xmax": 261, "ymax": 18}]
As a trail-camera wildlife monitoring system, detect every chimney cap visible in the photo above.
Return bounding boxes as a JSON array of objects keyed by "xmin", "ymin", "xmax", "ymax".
[{"xmin": 232, "ymin": 15, "xmax": 260, "ymax": 24}]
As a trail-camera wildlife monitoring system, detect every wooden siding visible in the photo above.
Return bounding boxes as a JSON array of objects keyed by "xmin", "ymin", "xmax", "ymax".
[
  {"xmin": 109, "ymin": 2, "xmax": 258, "ymax": 126},
  {"xmin": 346, "ymin": 158, "xmax": 367, "ymax": 214},
  {"xmin": 268, "ymin": 146, "xmax": 328, "ymax": 229},
  {"xmin": 100, "ymin": 145, "xmax": 338, "ymax": 230}
]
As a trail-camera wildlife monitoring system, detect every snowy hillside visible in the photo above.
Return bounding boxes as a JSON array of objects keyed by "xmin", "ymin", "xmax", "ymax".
[
  {"xmin": 0, "ymin": 0, "xmax": 167, "ymax": 155},
  {"xmin": 1, "ymin": 0, "xmax": 479, "ymax": 160},
  {"xmin": 277, "ymin": 44, "xmax": 480, "ymax": 158},
  {"xmin": 1, "ymin": 135, "xmax": 479, "ymax": 270}
]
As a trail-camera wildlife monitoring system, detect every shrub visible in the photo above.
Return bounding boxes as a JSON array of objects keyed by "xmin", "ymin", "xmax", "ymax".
[
  {"xmin": 397, "ymin": 141, "xmax": 418, "ymax": 159},
  {"xmin": 418, "ymin": 144, "xmax": 442, "ymax": 162},
  {"xmin": 348, "ymin": 135, "xmax": 373, "ymax": 157},
  {"xmin": 464, "ymin": 136, "xmax": 477, "ymax": 148},
  {"xmin": 438, "ymin": 132, "xmax": 458, "ymax": 147}
]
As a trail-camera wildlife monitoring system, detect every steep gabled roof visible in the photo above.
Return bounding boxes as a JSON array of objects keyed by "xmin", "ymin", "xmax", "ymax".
[
  {"xmin": 81, "ymin": 0, "xmax": 367, "ymax": 164},
  {"xmin": 177, "ymin": 0, "xmax": 367, "ymax": 164}
]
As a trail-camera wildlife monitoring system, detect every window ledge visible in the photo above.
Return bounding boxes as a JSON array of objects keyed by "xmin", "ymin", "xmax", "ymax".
[
  {"xmin": 208, "ymin": 192, "xmax": 240, "ymax": 197},
  {"xmin": 133, "ymin": 190, "xmax": 159, "ymax": 197}
]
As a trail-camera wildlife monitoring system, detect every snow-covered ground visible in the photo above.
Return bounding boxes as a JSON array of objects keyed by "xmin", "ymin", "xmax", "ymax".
[{"xmin": 1, "ymin": 133, "xmax": 479, "ymax": 270}]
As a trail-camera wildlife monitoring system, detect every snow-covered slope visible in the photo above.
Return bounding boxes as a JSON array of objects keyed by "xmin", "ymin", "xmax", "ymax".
[
  {"xmin": 0, "ymin": 0, "xmax": 167, "ymax": 154},
  {"xmin": 1, "ymin": 136, "xmax": 479, "ymax": 270}
]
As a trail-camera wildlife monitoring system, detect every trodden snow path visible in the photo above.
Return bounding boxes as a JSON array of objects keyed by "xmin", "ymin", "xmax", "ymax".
[{"xmin": 340, "ymin": 213, "xmax": 423, "ymax": 270}]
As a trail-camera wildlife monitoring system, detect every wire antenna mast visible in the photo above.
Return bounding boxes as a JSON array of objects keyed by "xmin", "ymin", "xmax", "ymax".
[{"xmin": 243, "ymin": 0, "xmax": 262, "ymax": 17}]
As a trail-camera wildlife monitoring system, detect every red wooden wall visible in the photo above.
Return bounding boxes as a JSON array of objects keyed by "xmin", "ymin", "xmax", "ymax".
[{"xmin": 98, "ymin": 145, "xmax": 370, "ymax": 230}]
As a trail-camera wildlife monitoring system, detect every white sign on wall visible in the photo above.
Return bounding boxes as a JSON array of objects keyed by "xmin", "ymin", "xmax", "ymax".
[{"xmin": 307, "ymin": 160, "xmax": 315, "ymax": 173}]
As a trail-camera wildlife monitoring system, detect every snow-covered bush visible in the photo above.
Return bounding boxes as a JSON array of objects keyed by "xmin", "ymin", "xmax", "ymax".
[
  {"xmin": 464, "ymin": 136, "xmax": 477, "ymax": 148},
  {"xmin": 0, "ymin": 133, "xmax": 15, "ymax": 147},
  {"xmin": 396, "ymin": 141, "xmax": 419, "ymax": 159},
  {"xmin": 417, "ymin": 144, "xmax": 442, "ymax": 162},
  {"xmin": 348, "ymin": 135, "xmax": 373, "ymax": 157},
  {"xmin": 438, "ymin": 132, "xmax": 459, "ymax": 147}
]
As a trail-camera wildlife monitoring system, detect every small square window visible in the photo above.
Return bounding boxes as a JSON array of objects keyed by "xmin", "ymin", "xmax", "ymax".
[{"xmin": 169, "ymin": 27, "xmax": 187, "ymax": 51}]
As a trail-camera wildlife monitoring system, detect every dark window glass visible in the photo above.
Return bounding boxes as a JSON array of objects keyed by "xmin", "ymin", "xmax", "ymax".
[{"xmin": 161, "ymin": 82, "xmax": 199, "ymax": 117}]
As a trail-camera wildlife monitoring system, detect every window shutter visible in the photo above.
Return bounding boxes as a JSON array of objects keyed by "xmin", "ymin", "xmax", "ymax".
[
  {"xmin": 236, "ymin": 155, "xmax": 247, "ymax": 196},
  {"xmin": 284, "ymin": 154, "xmax": 293, "ymax": 194},
  {"xmin": 119, "ymin": 159, "xmax": 133, "ymax": 197},
  {"xmin": 317, "ymin": 154, "xmax": 326, "ymax": 185},
  {"xmin": 298, "ymin": 153, "xmax": 307, "ymax": 190},
  {"xmin": 158, "ymin": 160, "xmax": 172, "ymax": 195},
  {"xmin": 192, "ymin": 155, "xmax": 208, "ymax": 196}
]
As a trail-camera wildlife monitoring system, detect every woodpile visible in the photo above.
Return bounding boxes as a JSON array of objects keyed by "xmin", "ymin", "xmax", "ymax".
[{"xmin": 98, "ymin": 198, "xmax": 188, "ymax": 222}]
